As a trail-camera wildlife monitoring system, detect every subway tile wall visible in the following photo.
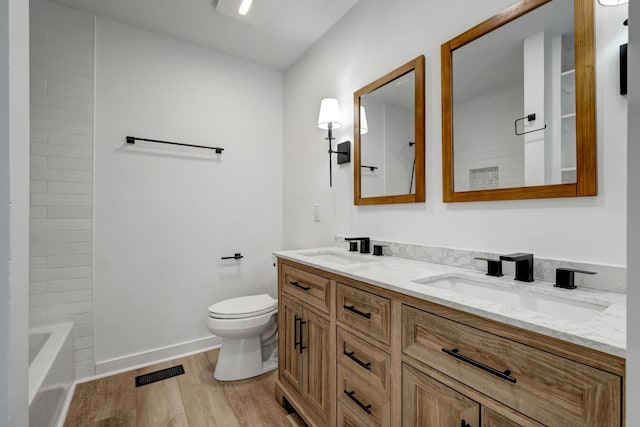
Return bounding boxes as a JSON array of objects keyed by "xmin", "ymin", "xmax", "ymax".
[{"xmin": 30, "ymin": 0, "xmax": 95, "ymax": 379}]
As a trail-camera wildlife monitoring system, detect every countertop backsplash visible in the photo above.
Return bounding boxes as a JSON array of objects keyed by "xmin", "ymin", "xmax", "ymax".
[{"xmin": 335, "ymin": 236, "xmax": 626, "ymax": 294}]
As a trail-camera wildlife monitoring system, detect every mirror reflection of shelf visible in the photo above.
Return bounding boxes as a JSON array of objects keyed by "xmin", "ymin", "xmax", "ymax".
[
  {"xmin": 561, "ymin": 70, "xmax": 575, "ymax": 93},
  {"xmin": 561, "ymin": 69, "xmax": 576, "ymax": 116},
  {"xmin": 561, "ymin": 167, "xmax": 577, "ymax": 184}
]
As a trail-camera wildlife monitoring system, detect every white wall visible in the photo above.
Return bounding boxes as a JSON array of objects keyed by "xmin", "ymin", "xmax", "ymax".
[
  {"xmin": 2, "ymin": 0, "xmax": 31, "ymax": 424},
  {"xmin": 94, "ymin": 17, "xmax": 283, "ymax": 367},
  {"xmin": 283, "ymin": 0, "xmax": 628, "ymax": 269},
  {"xmin": 627, "ymin": 0, "xmax": 638, "ymax": 423},
  {"xmin": 29, "ymin": 0, "xmax": 96, "ymax": 379},
  {"xmin": 1, "ymin": 0, "xmax": 10, "ymax": 420}
]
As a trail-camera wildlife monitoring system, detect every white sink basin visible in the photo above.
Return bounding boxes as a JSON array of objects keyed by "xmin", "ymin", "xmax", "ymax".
[
  {"xmin": 300, "ymin": 250, "xmax": 375, "ymax": 266},
  {"xmin": 412, "ymin": 275, "xmax": 608, "ymax": 322}
]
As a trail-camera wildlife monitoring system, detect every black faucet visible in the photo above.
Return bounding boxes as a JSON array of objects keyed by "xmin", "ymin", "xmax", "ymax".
[
  {"xmin": 344, "ymin": 237, "xmax": 370, "ymax": 254},
  {"xmin": 555, "ymin": 268, "xmax": 596, "ymax": 289},
  {"xmin": 474, "ymin": 257, "xmax": 503, "ymax": 277},
  {"xmin": 499, "ymin": 253, "xmax": 534, "ymax": 282}
]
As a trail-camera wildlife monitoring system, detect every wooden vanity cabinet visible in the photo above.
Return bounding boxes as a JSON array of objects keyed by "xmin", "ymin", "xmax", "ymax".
[
  {"xmin": 275, "ymin": 259, "xmax": 625, "ymax": 427},
  {"xmin": 277, "ymin": 262, "xmax": 334, "ymax": 426},
  {"xmin": 402, "ymin": 304, "xmax": 621, "ymax": 426}
]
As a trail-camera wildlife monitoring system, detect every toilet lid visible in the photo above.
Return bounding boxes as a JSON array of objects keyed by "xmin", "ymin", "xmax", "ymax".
[{"xmin": 208, "ymin": 294, "xmax": 277, "ymax": 319}]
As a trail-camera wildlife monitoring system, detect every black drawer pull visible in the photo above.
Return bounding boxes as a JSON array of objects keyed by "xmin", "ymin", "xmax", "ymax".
[
  {"xmin": 442, "ymin": 348, "xmax": 516, "ymax": 383},
  {"xmin": 344, "ymin": 390, "xmax": 372, "ymax": 414},
  {"xmin": 343, "ymin": 351, "xmax": 371, "ymax": 371},
  {"xmin": 293, "ymin": 315, "xmax": 301, "ymax": 350},
  {"xmin": 299, "ymin": 320, "xmax": 307, "ymax": 354},
  {"xmin": 289, "ymin": 281, "xmax": 310, "ymax": 291},
  {"xmin": 343, "ymin": 305, "xmax": 372, "ymax": 319},
  {"xmin": 461, "ymin": 421, "xmax": 471, "ymax": 427}
]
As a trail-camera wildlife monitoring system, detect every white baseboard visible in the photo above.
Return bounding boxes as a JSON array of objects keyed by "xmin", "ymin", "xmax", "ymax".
[{"xmin": 93, "ymin": 335, "xmax": 222, "ymax": 378}]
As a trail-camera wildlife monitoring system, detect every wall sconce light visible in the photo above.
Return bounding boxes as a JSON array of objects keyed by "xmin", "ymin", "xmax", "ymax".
[
  {"xmin": 318, "ymin": 98, "xmax": 351, "ymax": 187},
  {"xmin": 360, "ymin": 106, "xmax": 369, "ymax": 135}
]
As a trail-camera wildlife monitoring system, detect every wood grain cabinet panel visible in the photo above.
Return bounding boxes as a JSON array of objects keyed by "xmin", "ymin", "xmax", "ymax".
[
  {"xmin": 281, "ymin": 264, "xmax": 331, "ymax": 314},
  {"xmin": 278, "ymin": 288, "xmax": 332, "ymax": 426},
  {"xmin": 337, "ymin": 403, "xmax": 371, "ymax": 427},
  {"xmin": 280, "ymin": 296, "xmax": 303, "ymax": 393},
  {"xmin": 302, "ymin": 308, "xmax": 331, "ymax": 423},
  {"xmin": 337, "ymin": 327, "xmax": 390, "ymax": 396},
  {"xmin": 403, "ymin": 364, "xmax": 480, "ymax": 427},
  {"xmin": 481, "ymin": 407, "xmax": 544, "ymax": 427},
  {"xmin": 337, "ymin": 283, "xmax": 390, "ymax": 345},
  {"xmin": 402, "ymin": 305, "xmax": 622, "ymax": 426},
  {"xmin": 337, "ymin": 365, "xmax": 390, "ymax": 427}
]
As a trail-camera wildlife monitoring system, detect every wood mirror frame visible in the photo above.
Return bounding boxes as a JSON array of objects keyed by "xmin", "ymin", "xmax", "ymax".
[
  {"xmin": 354, "ymin": 55, "xmax": 425, "ymax": 205},
  {"xmin": 441, "ymin": 0, "xmax": 595, "ymax": 202}
]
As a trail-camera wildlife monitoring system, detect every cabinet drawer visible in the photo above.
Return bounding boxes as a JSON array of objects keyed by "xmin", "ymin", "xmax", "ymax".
[
  {"xmin": 402, "ymin": 305, "xmax": 622, "ymax": 426},
  {"xmin": 337, "ymin": 328, "xmax": 390, "ymax": 396},
  {"xmin": 481, "ymin": 407, "xmax": 544, "ymax": 427},
  {"xmin": 337, "ymin": 364, "xmax": 389, "ymax": 427},
  {"xmin": 337, "ymin": 284, "xmax": 390, "ymax": 345},
  {"xmin": 337, "ymin": 402, "xmax": 373, "ymax": 427},
  {"xmin": 281, "ymin": 263, "xmax": 331, "ymax": 314}
]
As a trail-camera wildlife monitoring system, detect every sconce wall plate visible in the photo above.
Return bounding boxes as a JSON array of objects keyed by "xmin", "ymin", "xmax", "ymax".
[
  {"xmin": 621, "ymin": 43, "xmax": 628, "ymax": 95},
  {"xmin": 337, "ymin": 141, "xmax": 351, "ymax": 165}
]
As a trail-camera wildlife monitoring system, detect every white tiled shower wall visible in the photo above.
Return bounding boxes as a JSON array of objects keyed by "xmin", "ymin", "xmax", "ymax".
[{"xmin": 29, "ymin": 0, "xmax": 95, "ymax": 378}]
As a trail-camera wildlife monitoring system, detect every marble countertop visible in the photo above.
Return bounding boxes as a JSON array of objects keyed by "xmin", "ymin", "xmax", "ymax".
[{"xmin": 274, "ymin": 247, "xmax": 626, "ymax": 358}]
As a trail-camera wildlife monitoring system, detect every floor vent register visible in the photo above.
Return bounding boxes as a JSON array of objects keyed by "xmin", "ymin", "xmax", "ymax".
[{"xmin": 135, "ymin": 365, "xmax": 185, "ymax": 387}]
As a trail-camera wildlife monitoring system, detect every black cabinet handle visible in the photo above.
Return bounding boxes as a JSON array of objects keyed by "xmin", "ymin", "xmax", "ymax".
[
  {"xmin": 344, "ymin": 390, "xmax": 372, "ymax": 414},
  {"xmin": 294, "ymin": 315, "xmax": 301, "ymax": 351},
  {"xmin": 343, "ymin": 351, "xmax": 371, "ymax": 371},
  {"xmin": 343, "ymin": 305, "xmax": 372, "ymax": 319},
  {"xmin": 298, "ymin": 319, "xmax": 306, "ymax": 354},
  {"xmin": 461, "ymin": 421, "xmax": 471, "ymax": 427},
  {"xmin": 289, "ymin": 281, "xmax": 311, "ymax": 291},
  {"xmin": 442, "ymin": 348, "xmax": 516, "ymax": 383}
]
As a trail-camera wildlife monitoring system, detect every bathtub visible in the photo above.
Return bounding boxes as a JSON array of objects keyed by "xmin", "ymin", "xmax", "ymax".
[{"xmin": 29, "ymin": 322, "xmax": 75, "ymax": 427}]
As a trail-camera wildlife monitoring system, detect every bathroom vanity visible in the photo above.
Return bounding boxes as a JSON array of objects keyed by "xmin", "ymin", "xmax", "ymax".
[{"xmin": 273, "ymin": 248, "xmax": 625, "ymax": 427}]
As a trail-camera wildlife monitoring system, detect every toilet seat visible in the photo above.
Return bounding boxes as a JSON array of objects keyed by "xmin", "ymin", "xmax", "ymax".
[{"xmin": 208, "ymin": 294, "xmax": 277, "ymax": 319}]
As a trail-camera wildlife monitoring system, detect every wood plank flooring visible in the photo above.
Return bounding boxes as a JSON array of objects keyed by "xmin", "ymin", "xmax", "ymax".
[{"xmin": 64, "ymin": 349, "xmax": 302, "ymax": 427}]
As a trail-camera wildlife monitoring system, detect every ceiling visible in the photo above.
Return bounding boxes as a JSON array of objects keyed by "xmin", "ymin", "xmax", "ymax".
[{"xmin": 51, "ymin": 0, "xmax": 360, "ymax": 70}]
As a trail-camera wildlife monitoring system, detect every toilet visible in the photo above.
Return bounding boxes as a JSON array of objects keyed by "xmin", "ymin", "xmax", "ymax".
[{"xmin": 207, "ymin": 293, "xmax": 278, "ymax": 381}]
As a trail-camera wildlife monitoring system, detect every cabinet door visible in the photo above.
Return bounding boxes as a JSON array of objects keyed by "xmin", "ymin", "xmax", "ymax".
[
  {"xmin": 481, "ymin": 407, "xmax": 543, "ymax": 427},
  {"xmin": 302, "ymin": 308, "xmax": 331, "ymax": 423},
  {"xmin": 280, "ymin": 296, "xmax": 303, "ymax": 393},
  {"xmin": 403, "ymin": 364, "xmax": 480, "ymax": 427}
]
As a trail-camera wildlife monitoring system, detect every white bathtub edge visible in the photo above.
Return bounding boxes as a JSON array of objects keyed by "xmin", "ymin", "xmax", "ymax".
[
  {"xmin": 28, "ymin": 321, "xmax": 74, "ymax": 406},
  {"xmin": 54, "ymin": 380, "xmax": 77, "ymax": 427}
]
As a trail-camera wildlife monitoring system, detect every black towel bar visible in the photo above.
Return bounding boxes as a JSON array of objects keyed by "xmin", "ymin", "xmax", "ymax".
[{"xmin": 126, "ymin": 136, "xmax": 224, "ymax": 154}]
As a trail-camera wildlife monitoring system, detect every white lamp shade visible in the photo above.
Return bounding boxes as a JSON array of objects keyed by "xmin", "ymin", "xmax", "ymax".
[
  {"xmin": 317, "ymin": 98, "xmax": 343, "ymax": 130},
  {"xmin": 598, "ymin": 0, "xmax": 628, "ymax": 5},
  {"xmin": 360, "ymin": 106, "xmax": 369, "ymax": 135}
]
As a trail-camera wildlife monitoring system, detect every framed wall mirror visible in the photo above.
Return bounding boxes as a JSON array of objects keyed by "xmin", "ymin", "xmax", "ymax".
[
  {"xmin": 354, "ymin": 55, "xmax": 425, "ymax": 205},
  {"xmin": 441, "ymin": 0, "xmax": 595, "ymax": 202}
]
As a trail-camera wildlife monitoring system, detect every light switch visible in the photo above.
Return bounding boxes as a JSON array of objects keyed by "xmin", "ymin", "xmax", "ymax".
[{"xmin": 313, "ymin": 204, "xmax": 321, "ymax": 222}]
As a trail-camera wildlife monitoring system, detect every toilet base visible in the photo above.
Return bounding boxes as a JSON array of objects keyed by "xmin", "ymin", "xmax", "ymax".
[{"xmin": 213, "ymin": 335, "xmax": 278, "ymax": 382}]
